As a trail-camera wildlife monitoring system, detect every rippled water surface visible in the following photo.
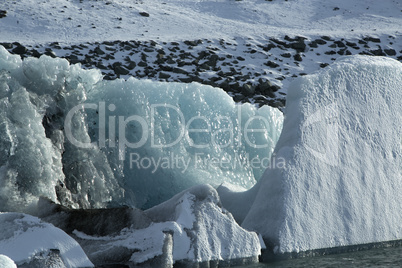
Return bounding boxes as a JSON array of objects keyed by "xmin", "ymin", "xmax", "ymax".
[{"xmin": 239, "ymin": 246, "xmax": 402, "ymax": 268}]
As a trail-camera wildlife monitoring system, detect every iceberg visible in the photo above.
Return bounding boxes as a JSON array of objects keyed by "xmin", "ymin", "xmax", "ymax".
[
  {"xmin": 0, "ymin": 45, "xmax": 283, "ymax": 211},
  {"xmin": 0, "ymin": 255, "xmax": 16, "ymax": 268},
  {"xmin": 36, "ymin": 185, "xmax": 261, "ymax": 267},
  {"xmin": 0, "ymin": 212, "xmax": 93, "ymax": 267},
  {"xmin": 0, "ymin": 45, "xmax": 270, "ymax": 266},
  {"xmin": 238, "ymin": 56, "xmax": 402, "ymax": 255}
]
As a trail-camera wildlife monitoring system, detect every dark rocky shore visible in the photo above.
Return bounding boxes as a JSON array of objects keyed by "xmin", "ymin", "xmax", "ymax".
[{"xmin": 1, "ymin": 35, "xmax": 401, "ymax": 110}]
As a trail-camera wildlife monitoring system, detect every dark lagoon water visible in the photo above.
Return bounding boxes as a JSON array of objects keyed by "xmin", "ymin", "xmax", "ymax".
[{"xmin": 239, "ymin": 246, "xmax": 402, "ymax": 268}]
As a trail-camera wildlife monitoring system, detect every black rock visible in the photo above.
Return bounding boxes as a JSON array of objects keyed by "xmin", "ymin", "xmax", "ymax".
[
  {"xmin": 233, "ymin": 94, "xmax": 246, "ymax": 102},
  {"xmin": 160, "ymin": 65, "xmax": 173, "ymax": 72},
  {"xmin": 95, "ymin": 62, "xmax": 108, "ymax": 70},
  {"xmin": 281, "ymin": 53, "xmax": 291, "ymax": 58},
  {"xmin": 346, "ymin": 41, "xmax": 358, "ymax": 47},
  {"xmin": 44, "ymin": 50, "xmax": 57, "ymax": 58},
  {"xmin": 219, "ymin": 79, "xmax": 230, "ymax": 91},
  {"xmin": 384, "ymin": 49, "xmax": 396, "ymax": 56},
  {"xmin": 50, "ymin": 42, "xmax": 61, "ymax": 49},
  {"xmin": 370, "ymin": 48, "xmax": 386, "ymax": 56},
  {"xmin": 290, "ymin": 39, "xmax": 306, "ymax": 52},
  {"xmin": 159, "ymin": 72, "xmax": 171, "ymax": 79},
  {"xmin": 172, "ymin": 67, "xmax": 188, "ymax": 74},
  {"xmin": 315, "ymin": 39, "xmax": 327, "ymax": 45},
  {"xmin": 114, "ymin": 65, "xmax": 130, "ymax": 75},
  {"xmin": 138, "ymin": 61, "xmax": 147, "ymax": 67},
  {"xmin": 229, "ymin": 82, "xmax": 241, "ymax": 93},
  {"xmin": 242, "ymin": 83, "xmax": 255, "ymax": 96},
  {"xmin": 321, "ymin": 36, "xmax": 333, "ymax": 41},
  {"xmin": 206, "ymin": 54, "xmax": 220, "ymax": 66},
  {"xmin": 257, "ymin": 78, "xmax": 273, "ymax": 92},
  {"xmin": 140, "ymin": 52, "xmax": 147, "ymax": 61},
  {"xmin": 12, "ymin": 44, "xmax": 28, "ymax": 55},
  {"xmin": 284, "ymin": 35, "xmax": 297, "ymax": 42},
  {"xmin": 198, "ymin": 50, "xmax": 209, "ymax": 59},
  {"xmin": 67, "ymin": 57, "xmax": 81, "ymax": 64},
  {"xmin": 334, "ymin": 41, "xmax": 346, "ymax": 48},
  {"xmin": 0, "ymin": 42, "xmax": 13, "ymax": 49},
  {"xmin": 293, "ymin": 53, "xmax": 303, "ymax": 61},
  {"xmin": 308, "ymin": 41, "xmax": 318, "ymax": 48},
  {"xmin": 270, "ymin": 84, "xmax": 280, "ymax": 92},
  {"xmin": 262, "ymin": 43, "xmax": 276, "ymax": 51},
  {"xmin": 265, "ymin": 61, "xmax": 279, "ymax": 68},
  {"xmin": 364, "ymin": 36, "xmax": 381, "ymax": 43},
  {"xmin": 36, "ymin": 198, "xmax": 151, "ymax": 236},
  {"xmin": 29, "ymin": 49, "xmax": 42, "ymax": 58},
  {"xmin": 126, "ymin": 61, "xmax": 137, "ymax": 70},
  {"xmin": 94, "ymin": 46, "xmax": 105, "ymax": 55},
  {"xmin": 324, "ymin": 50, "xmax": 337, "ymax": 55},
  {"xmin": 270, "ymin": 38, "xmax": 289, "ymax": 48},
  {"xmin": 359, "ymin": 51, "xmax": 374, "ymax": 56},
  {"xmin": 139, "ymin": 12, "xmax": 150, "ymax": 17},
  {"xmin": 337, "ymin": 49, "xmax": 345, "ymax": 55},
  {"xmin": 184, "ymin": 40, "xmax": 198, "ymax": 47},
  {"xmin": 0, "ymin": 10, "xmax": 7, "ymax": 19}
]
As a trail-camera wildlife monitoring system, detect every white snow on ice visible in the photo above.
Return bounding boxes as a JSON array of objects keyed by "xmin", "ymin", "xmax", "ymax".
[
  {"xmin": 241, "ymin": 55, "xmax": 402, "ymax": 253},
  {"xmin": 74, "ymin": 185, "xmax": 261, "ymax": 265},
  {"xmin": 0, "ymin": 255, "xmax": 16, "ymax": 268},
  {"xmin": 0, "ymin": 212, "xmax": 93, "ymax": 267}
]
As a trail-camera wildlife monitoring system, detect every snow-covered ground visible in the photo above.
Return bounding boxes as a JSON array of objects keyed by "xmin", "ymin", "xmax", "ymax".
[{"xmin": 0, "ymin": 0, "xmax": 401, "ymax": 43}]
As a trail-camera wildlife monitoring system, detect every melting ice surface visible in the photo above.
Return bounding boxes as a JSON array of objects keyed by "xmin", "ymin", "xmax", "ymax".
[{"xmin": 0, "ymin": 46, "xmax": 283, "ymax": 211}]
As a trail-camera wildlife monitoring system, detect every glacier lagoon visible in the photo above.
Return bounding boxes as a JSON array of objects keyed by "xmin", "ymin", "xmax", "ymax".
[{"xmin": 0, "ymin": 45, "xmax": 401, "ymax": 267}]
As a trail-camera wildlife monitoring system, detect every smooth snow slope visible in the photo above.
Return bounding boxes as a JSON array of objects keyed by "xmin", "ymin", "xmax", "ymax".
[
  {"xmin": 242, "ymin": 55, "xmax": 402, "ymax": 253},
  {"xmin": 0, "ymin": 0, "xmax": 401, "ymax": 44}
]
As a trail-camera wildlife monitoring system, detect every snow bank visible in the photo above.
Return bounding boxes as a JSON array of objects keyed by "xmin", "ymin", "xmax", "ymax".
[
  {"xmin": 242, "ymin": 56, "xmax": 402, "ymax": 253},
  {"xmin": 73, "ymin": 185, "xmax": 261, "ymax": 266},
  {"xmin": 0, "ymin": 212, "xmax": 93, "ymax": 267},
  {"xmin": 0, "ymin": 45, "xmax": 282, "ymax": 210}
]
